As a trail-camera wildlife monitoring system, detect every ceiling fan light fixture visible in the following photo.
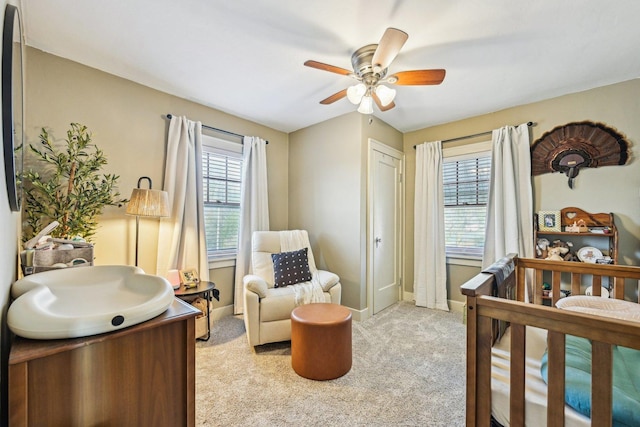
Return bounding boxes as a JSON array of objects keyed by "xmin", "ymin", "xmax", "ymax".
[
  {"xmin": 375, "ymin": 84, "xmax": 396, "ymax": 107},
  {"xmin": 347, "ymin": 83, "xmax": 366, "ymax": 104},
  {"xmin": 305, "ymin": 28, "xmax": 445, "ymax": 112},
  {"xmin": 357, "ymin": 95, "xmax": 374, "ymax": 114}
]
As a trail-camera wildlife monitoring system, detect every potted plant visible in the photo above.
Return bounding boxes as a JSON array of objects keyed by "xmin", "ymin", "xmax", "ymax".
[{"xmin": 22, "ymin": 123, "xmax": 127, "ymax": 242}]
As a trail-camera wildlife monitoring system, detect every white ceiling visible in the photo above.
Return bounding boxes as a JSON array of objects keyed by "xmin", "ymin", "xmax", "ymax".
[{"xmin": 20, "ymin": 0, "xmax": 640, "ymax": 134}]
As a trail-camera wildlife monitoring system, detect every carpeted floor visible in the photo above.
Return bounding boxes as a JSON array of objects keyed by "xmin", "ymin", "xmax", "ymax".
[{"xmin": 195, "ymin": 301, "xmax": 466, "ymax": 426}]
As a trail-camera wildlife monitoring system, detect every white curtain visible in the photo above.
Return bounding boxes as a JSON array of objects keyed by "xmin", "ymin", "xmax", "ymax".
[
  {"xmin": 156, "ymin": 115, "xmax": 209, "ymax": 282},
  {"xmin": 414, "ymin": 141, "xmax": 449, "ymax": 311},
  {"xmin": 233, "ymin": 136, "xmax": 269, "ymax": 314},
  {"xmin": 482, "ymin": 123, "xmax": 533, "ymax": 268}
]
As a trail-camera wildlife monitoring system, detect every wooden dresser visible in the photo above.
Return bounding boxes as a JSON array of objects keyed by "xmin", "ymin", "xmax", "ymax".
[{"xmin": 9, "ymin": 298, "xmax": 199, "ymax": 426}]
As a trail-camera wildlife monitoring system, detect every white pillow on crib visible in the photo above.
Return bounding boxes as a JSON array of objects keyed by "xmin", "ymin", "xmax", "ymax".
[{"xmin": 556, "ymin": 295, "xmax": 640, "ymax": 323}]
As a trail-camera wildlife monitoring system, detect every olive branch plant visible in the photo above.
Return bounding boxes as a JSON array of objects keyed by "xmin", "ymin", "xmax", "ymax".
[{"xmin": 22, "ymin": 123, "xmax": 128, "ymax": 242}]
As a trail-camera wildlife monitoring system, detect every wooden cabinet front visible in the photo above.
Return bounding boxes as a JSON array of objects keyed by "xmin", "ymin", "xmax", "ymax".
[{"xmin": 9, "ymin": 298, "xmax": 198, "ymax": 427}]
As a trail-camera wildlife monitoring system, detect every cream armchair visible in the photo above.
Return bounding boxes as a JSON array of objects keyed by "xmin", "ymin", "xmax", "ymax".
[{"xmin": 243, "ymin": 230, "xmax": 341, "ymax": 347}]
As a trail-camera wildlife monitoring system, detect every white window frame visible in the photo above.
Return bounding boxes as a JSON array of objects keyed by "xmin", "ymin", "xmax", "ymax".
[
  {"xmin": 201, "ymin": 134, "xmax": 243, "ymax": 268},
  {"xmin": 443, "ymin": 141, "xmax": 492, "ymax": 266}
]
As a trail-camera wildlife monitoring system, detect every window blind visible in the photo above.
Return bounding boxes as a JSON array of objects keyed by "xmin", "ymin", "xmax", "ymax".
[
  {"xmin": 443, "ymin": 154, "xmax": 491, "ymax": 257},
  {"xmin": 202, "ymin": 149, "xmax": 242, "ymax": 257}
]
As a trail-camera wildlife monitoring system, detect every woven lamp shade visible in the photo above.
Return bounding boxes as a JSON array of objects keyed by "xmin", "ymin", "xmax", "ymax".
[{"xmin": 126, "ymin": 188, "xmax": 170, "ymax": 218}]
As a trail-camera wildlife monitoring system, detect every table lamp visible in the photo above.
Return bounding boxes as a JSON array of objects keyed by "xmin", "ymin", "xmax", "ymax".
[{"xmin": 126, "ymin": 176, "xmax": 170, "ymax": 266}]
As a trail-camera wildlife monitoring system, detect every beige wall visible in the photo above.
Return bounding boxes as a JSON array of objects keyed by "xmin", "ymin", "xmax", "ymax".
[
  {"xmin": 361, "ymin": 114, "xmax": 404, "ymax": 152},
  {"xmin": 289, "ymin": 113, "xmax": 363, "ymax": 308},
  {"xmin": 24, "ymin": 47, "xmax": 290, "ymax": 309},
  {"xmin": 289, "ymin": 112, "xmax": 402, "ymax": 311},
  {"xmin": 404, "ymin": 79, "xmax": 640, "ymax": 305}
]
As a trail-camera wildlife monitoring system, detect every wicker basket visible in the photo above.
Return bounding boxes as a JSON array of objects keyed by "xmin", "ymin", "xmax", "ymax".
[
  {"xmin": 195, "ymin": 316, "xmax": 209, "ymax": 339},
  {"xmin": 20, "ymin": 247, "xmax": 94, "ymax": 276}
]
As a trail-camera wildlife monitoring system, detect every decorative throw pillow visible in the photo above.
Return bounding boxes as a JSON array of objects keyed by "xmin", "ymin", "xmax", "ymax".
[{"xmin": 271, "ymin": 248, "xmax": 312, "ymax": 288}]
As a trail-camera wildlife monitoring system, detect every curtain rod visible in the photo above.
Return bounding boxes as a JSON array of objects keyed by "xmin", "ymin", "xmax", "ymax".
[
  {"xmin": 412, "ymin": 121, "xmax": 535, "ymax": 149},
  {"xmin": 165, "ymin": 114, "xmax": 268, "ymax": 144}
]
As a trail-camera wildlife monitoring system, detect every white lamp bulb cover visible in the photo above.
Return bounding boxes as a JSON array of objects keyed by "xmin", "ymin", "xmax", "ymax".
[
  {"xmin": 347, "ymin": 83, "xmax": 366, "ymax": 105},
  {"xmin": 375, "ymin": 85, "xmax": 396, "ymax": 107},
  {"xmin": 357, "ymin": 95, "xmax": 374, "ymax": 114}
]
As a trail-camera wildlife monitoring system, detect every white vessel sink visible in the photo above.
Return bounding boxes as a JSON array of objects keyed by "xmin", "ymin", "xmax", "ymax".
[{"xmin": 8, "ymin": 265, "xmax": 175, "ymax": 339}]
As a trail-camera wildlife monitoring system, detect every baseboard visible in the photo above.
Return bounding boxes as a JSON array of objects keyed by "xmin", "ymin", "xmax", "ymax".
[
  {"xmin": 209, "ymin": 300, "xmax": 463, "ymax": 324},
  {"xmin": 449, "ymin": 299, "xmax": 465, "ymax": 314},
  {"xmin": 403, "ymin": 291, "xmax": 465, "ymax": 315},
  {"xmin": 211, "ymin": 304, "xmax": 234, "ymax": 321},
  {"xmin": 347, "ymin": 306, "xmax": 370, "ymax": 322}
]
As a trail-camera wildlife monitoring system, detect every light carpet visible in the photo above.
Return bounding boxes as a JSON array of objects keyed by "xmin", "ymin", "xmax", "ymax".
[{"xmin": 195, "ymin": 301, "xmax": 466, "ymax": 426}]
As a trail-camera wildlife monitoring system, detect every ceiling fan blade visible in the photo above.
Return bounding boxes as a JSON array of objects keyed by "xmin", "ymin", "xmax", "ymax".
[
  {"xmin": 372, "ymin": 92, "xmax": 396, "ymax": 112},
  {"xmin": 371, "ymin": 28, "xmax": 408, "ymax": 71},
  {"xmin": 320, "ymin": 88, "xmax": 348, "ymax": 105},
  {"xmin": 304, "ymin": 60, "xmax": 352, "ymax": 76},
  {"xmin": 390, "ymin": 69, "xmax": 446, "ymax": 85}
]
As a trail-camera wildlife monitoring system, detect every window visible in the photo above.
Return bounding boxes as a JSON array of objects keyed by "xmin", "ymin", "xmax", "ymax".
[
  {"xmin": 201, "ymin": 135, "xmax": 243, "ymax": 259},
  {"xmin": 443, "ymin": 149, "xmax": 491, "ymax": 258}
]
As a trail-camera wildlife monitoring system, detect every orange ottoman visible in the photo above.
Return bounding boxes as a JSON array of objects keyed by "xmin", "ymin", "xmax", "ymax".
[{"xmin": 291, "ymin": 303, "xmax": 352, "ymax": 380}]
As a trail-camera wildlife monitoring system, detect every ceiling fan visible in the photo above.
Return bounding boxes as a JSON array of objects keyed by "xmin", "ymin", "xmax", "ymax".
[{"xmin": 304, "ymin": 27, "xmax": 446, "ymax": 114}]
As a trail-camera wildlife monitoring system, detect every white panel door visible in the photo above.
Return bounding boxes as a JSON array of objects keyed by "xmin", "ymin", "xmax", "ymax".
[{"xmin": 372, "ymin": 148, "xmax": 402, "ymax": 314}]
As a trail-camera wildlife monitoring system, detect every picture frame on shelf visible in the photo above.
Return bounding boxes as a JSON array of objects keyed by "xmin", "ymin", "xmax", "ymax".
[
  {"xmin": 538, "ymin": 210, "xmax": 561, "ymax": 232},
  {"xmin": 179, "ymin": 268, "xmax": 199, "ymax": 288}
]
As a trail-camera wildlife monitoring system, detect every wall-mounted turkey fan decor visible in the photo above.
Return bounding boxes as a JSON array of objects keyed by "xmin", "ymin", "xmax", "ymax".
[
  {"xmin": 304, "ymin": 28, "xmax": 445, "ymax": 113},
  {"xmin": 531, "ymin": 121, "xmax": 630, "ymax": 189}
]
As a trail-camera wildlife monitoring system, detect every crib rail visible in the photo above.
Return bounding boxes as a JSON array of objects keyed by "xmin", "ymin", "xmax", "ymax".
[
  {"xmin": 461, "ymin": 255, "xmax": 640, "ymax": 427},
  {"xmin": 516, "ymin": 257, "xmax": 640, "ymax": 305}
]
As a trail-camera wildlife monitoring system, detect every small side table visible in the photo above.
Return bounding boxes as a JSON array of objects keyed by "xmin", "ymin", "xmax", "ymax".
[
  {"xmin": 291, "ymin": 303, "xmax": 352, "ymax": 380},
  {"xmin": 174, "ymin": 280, "xmax": 219, "ymax": 341}
]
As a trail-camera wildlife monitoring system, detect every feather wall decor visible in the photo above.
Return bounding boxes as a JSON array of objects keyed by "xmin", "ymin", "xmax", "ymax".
[{"xmin": 530, "ymin": 121, "xmax": 630, "ymax": 188}]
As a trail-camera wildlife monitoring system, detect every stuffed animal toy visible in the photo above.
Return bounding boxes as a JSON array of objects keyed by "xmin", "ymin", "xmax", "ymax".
[
  {"xmin": 551, "ymin": 239, "xmax": 571, "ymax": 251},
  {"xmin": 545, "ymin": 246, "xmax": 567, "ymax": 261},
  {"xmin": 536, "ymin": 238, "xmax": 550, "ymax": 259},
  {"xmin": 550, "ymin": 239, "xmax": 579, "ymax": 261}
]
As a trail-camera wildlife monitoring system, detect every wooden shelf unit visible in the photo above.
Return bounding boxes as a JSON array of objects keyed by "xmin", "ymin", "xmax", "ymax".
[{"xmin": 534, "ymin": 206, "xmax": 618, "ymax": 263}]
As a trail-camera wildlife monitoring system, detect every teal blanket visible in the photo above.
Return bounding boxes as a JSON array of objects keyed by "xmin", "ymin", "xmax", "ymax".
[{"xmin": 541, "ymin": 335, "xmax": 640, "ymax": 426}]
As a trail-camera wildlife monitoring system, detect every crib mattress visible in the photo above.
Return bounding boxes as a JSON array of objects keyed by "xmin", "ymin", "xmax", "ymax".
[{"xmin": 490, "ymin": 326, "xmax": 590, "ymax": 427}]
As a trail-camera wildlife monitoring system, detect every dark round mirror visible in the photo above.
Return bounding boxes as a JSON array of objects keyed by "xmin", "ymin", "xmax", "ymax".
[{"xmin": 2, "ymin": 4, "xmax": 24, "ymax": 212}]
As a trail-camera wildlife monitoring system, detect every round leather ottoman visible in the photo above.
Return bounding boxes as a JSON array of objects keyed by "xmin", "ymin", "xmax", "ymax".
[{"xmin": 291, "ymin": 303, "xmax": 352, "ymax": 380}]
